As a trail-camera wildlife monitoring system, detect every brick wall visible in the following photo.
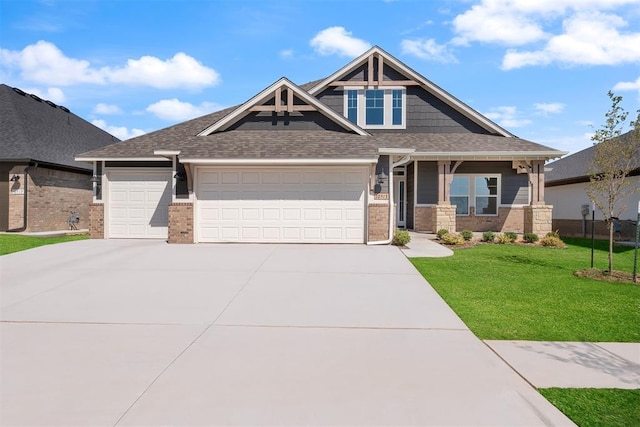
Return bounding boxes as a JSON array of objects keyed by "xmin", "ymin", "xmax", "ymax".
[
  {"xmin": 368, "ymin": 203, "xmax": 390, "ymax": 241},
  {"xmin": 456, "ymin": 207, "xmax": 525, "ymax": 232},
  {"xmin": 89, "ymin": 204, "xmax": 104, "ymax": 238},
  {"xmin": 168, "ymin": 203, "xmax": 194, "ymax": 243},
  {"xmin": 24, "ymin": 167, "xmax": 92, "ymax": 232},
  {"xmin": 414, "ymin": 206, "xmax": 434, "ymax": 232}
]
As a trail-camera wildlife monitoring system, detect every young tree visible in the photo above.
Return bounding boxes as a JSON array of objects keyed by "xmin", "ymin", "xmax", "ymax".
[{"xmin": 587, "ymin": 91, "xmax": 640, "ymax": 274}]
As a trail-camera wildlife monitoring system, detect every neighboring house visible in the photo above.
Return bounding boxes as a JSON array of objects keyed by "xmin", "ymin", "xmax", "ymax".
[
  {"xmin": 77, "ymin": 46, "xmax": 565, "ymax": 244},
  {"xmin": 546, "ymin": 130, "xmax": 640, "ymax": 240},
  {"xmin": 1, "ymin": 84, "xmax": 119, "ymax": 232}
]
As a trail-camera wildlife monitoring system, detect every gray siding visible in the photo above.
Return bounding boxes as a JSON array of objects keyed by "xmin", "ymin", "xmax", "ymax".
[
  {"xmin": 416, "ymin": 161, "xmax": 438, "ymax": 204},
  {"xmin": 406, "ymin": 162, "xmax": 415, "ymax": 229},
  {"xmin": 228, "ymin": 112, "xmax": 346, "ymax": 132},
  {"xmin": 316, "ymin": 88, "xmax": 343, "ymax": 115},
  {"xmin": 455, "ymin": 162, "xmax": 529, "ymax": 205}
]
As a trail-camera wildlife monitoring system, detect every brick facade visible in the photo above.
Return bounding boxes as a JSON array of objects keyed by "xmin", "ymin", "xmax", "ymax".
[
  {"xmin": 368, "ymin": 203, "xmax": 390, "ymax": 241},
  {"xmin": 456, "ymin": 207, "xmax": 525, "ymax": 232},
  {"xmin": 168, "ymin": 203, "xmax": 194, "ymax": 243},
  {"xmin": 89, "ymin": 204, "xmax": 104, "ymax": 238},
  {"xmin": 414, "ymin": 206, "xmax": 434, "ymax": 232}
]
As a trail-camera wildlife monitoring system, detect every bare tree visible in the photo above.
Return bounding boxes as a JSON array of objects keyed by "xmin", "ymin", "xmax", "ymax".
[{"xmin": 587, "ymin": 91, "xmax": 640, "ymax": 274}]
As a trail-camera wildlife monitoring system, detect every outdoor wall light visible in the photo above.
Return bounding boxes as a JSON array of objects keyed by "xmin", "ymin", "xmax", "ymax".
[
  {"xmin": 10, "ymin": 174, "xmax": 20, "ymax": 182},
  {"xmin": 376, "ymin": 171, "xmax": 387, "ymax": 185},
  {"xmin": 90, "ymin": 175, "xmax": 100, "ymax": 183},
  {"xmin": 174, "ymin": 171, "xmax": 185, "ymax": 180}
]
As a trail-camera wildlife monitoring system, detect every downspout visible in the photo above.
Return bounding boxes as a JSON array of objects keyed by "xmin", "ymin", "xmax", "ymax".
[
  {"xmin": 7, "ymin": 165, "xmax": 30, "ymax": 232},
  {"xmin": 367, "ymin": 154, "xmax": 412, "ymax": 245}
]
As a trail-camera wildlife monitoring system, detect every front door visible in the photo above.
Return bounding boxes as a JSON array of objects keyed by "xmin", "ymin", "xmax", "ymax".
[{"xmin": 394, "ymin": 177, "xmax": 406, "ymax": 228}]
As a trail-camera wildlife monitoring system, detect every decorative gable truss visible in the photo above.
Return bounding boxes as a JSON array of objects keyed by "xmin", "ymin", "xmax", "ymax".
[{"xmin": 198, "ymin": 78, "xmax": 368, "ymax": 136}]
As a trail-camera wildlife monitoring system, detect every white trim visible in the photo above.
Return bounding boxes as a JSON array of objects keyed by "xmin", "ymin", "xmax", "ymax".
[
  {"xmin": 451, "ymin": 174, "xmax": 502, "ymax": 217},
  {"xmin": 197, "ymin": 77, "xmax": 369, "ymax": 136},
  {"xmin": 415, "ymin": 203, "xmax": 436, "ymax": 207},
  {"xmin": 308, "ymin": 46, "xmax": 514, "ymax": 137},
  {"xmin": 76, "ymin": 157, "xmax": 168, "ymax": 162},
  {"xmin": 379, "ymin": 148, "xmax": 416, "ymax": 155},
  {"xmin": 180, "ymin": 158, "xmax": 376, "ymax": 165},
  {"xmin": 345, "ymin": 88, "xmax": 407, "ymax": 130},
  {"xmin": 154, "ymin": 150, "xmax": 181, "ymax": 157},
  {"xmin": 411, "ymin": 151, "xmax": 566, "ymax": 161}
]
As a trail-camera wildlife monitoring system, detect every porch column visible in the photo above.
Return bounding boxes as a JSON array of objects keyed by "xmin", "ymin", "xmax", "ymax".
[
  {"xmin": 525, "ymin": 160, "xmax": 552, "ymax": 235},
  {"xmin": 530, "ymin": 160, "xmax": 546, "ymax": 205},
  {"xmin": 437, "ymin": 161, "xmax": 451, "ymax": 205}
]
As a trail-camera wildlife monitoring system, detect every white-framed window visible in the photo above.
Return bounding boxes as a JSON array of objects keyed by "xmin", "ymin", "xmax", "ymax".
[
  {"xmin": 451, "ymin": 174, "xmax": 500, "ymax": 216},
  {"xmin": 344, "ymin": 88, "xmax": 406, "ymax": 129}
]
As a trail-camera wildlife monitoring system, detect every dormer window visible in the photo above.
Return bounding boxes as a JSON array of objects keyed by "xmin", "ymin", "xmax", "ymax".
[{"xmin": 344, "ymin": 88, "xmax": 406, "ymax": 129}]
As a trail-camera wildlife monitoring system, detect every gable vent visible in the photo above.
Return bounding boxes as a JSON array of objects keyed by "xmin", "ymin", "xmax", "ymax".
[
  {"xmin": 29, "ymin": 93, "xmax": 42, "ymax": 102},
  {"xmin": 12, "ymin": 87, "xmax": 26, "ymax": 96},
  {"xmin": 59, "ymin": 106, "xmax": 70, "ymax": 113},
  {"xmin": 45, "ymin": 100, "xmax": 58, "ymax": 108}
]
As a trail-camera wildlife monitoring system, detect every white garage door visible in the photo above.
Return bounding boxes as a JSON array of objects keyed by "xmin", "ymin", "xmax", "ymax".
[
  {"xmin": 108, "ymin": 170, "xmax": 172, "ymax": 239},
  {"xmin": 196, "ymin": 167, "xmax": 367, "ymax": 243}
]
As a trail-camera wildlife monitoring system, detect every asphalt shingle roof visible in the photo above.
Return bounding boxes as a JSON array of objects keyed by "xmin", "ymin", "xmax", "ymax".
[{"xmin": 0, "ymin": 84, "xmax": 119, "ymax": 170}]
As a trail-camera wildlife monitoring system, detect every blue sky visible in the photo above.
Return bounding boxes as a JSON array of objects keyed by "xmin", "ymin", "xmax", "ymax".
[{"xmin": 1, "ymin": 0, "xmax": 639, "ymax": 156}]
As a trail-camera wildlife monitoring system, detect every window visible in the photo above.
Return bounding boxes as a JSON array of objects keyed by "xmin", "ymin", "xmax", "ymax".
[
  {"xmin": 450, "ymin": 175, "xmax": 499, "ymax": 216},
  {"xmin": 344, "ymin": 88, "xmax": 405, "ymax": 129},
  {"xmin": 451, "ymin": 176, "xmax": 469, "ymax": 215}
]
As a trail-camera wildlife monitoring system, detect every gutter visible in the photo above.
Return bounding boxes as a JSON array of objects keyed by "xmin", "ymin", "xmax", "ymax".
[{"xmin": 7, "ymin": 164, "xmax": 31, "ymax": 233}]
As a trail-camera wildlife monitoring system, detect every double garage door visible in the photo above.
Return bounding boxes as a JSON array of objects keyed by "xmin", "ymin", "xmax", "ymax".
[{"xmin": 196, "ymin": 166, "xmax": 367, "ymax": 243}]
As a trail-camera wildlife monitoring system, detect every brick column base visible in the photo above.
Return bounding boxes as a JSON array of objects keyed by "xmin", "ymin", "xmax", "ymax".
[
  {"xmin": 433, "ymin": 205, "xmax": 457, "ymax": 233},
  {"xmin": 89, "ymin": 204, "xmax": 104, "ymax": 239},
  {"xmin": 524, "ymin": 205, "xmax": 553, "ymax": 236},
  {"xmin": 368, "ymin": 203, "xmax": 390, "ymax": 242},
  {"xmin": 168, "ymin": 203, "xmax": 194, "ymax": 243}
]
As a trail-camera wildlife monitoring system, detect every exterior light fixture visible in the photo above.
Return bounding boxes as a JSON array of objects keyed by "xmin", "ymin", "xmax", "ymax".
[
  {"xmin": 376, "ymin": 171, "xmax": 387, "ymax": 185},
  {"xmin": 174, "ymin": 171, "xmax": 185, "ymax": 180},
  {"xmin": 10, "ymin": 174, "xmax": 19, "ymax": 182},
  {"xmin": 90, "ymin": 175, "xmax": 100, "ymax": 183}
]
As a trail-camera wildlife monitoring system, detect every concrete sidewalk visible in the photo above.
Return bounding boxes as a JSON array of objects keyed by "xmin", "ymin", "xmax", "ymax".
[
  {"xmin": 400, "ymin": 231, "xmax": 453, "ymax": 257},
  {"xmin": 486, "ymin": 340, "xmax": 640, "ymax": 389}
]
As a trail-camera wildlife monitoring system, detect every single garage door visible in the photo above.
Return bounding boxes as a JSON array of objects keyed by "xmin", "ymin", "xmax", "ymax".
[
  {"xmin": 108, "ymin": 170, "xmax": 172, "ymax": 239},
  {"xmin": 196, "ymin": 167, "xmax": 367, "ymax": 243}
]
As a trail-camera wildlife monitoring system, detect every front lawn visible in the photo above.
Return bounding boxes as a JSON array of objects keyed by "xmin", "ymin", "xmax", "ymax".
[
  {"xmin": 0, "ymin": 234, "xmax": 88, "ymax": 256},
  {"xmin": 410, "ymin": 238, "xmax": 640, "ymax": 342},
  {"xmin": 538, "ymin": 388, "xmax": 640, "ymax": 427}
]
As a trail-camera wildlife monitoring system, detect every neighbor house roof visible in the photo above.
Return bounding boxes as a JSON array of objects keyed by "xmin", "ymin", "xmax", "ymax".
[
  {"xmin": 546, "ymin": 129, "xmax": 640, "ymax": 185},
  {"xmin": 0, "ymin": 84, "xmax": 119, "ymax": 171}
]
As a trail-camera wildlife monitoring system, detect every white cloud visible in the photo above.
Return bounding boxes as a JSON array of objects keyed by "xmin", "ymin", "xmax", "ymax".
[
  {"xmin": 91, "ymin": 119, "xmax": 145, "ymax": 140},
  {"xmin": 484, "ymin": 106, "xmax": 532, "ymax": 128},
  {"xmin": 0, "ymin": 40, "xmax": 220, "ymax": 89},
  {"xmin": 613, "ymin": 76, "xmax": 640, "ymax": 92},
  {"xmin": 24, "ymin": 86, "xmax": 66, "ymax": 104},
  {"xmin": 106, "ymin": 53, "xmax": 220, "ymax": 89},
  {"xmin": 145, "ymin": 98, "xmax": 223, "ymax": 121},
  {"xmin": 401, "ymin": 39, "xmax": 457, "ymax": 63},
  {"xmin": 534, "ymin": 102, "xmax": 566, "ymax": 115},
  {"xmin": 93, "ymin": 103, "xmax": 122, "ymax": 115},
  {"xmin": 502, "ymin": 11, "xmax": 640, "ymax": 69},
  {"xmin": 310, "ymin": 27, "xmax": 371, "ymax": 57},
  {"xmin": 279, "ymin": 49, "xmax": 294, "ymax": 59}
]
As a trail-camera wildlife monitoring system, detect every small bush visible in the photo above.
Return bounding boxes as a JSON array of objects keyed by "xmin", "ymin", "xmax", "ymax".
[
  {"xmin": 540, "ymin": 235, "xmax": 567, "ymax": 248},
  {"xmin": 441, "ymin": 232, "xmax": 465, "ymax": 245},
  {"xmin": 546, "ymin": 230, "xmax": 561, "ymax": 238},
  {"xmin": 460, "ymin": 230, "xmax": 474, "ymax": 241},
  {"xmin": 482, "ymin": 231, "xmax": 495, "ymax": 242},
  {"xmin": 437, "ymin": 229, "xmax": 450, "ymax": 240},
  {"xmin": 495, "ymin": 233, "xmax": 512, "ymax": 244},
  {"xmin": 523, "ymin": 233, "xmax": 539, "ymax": 243},
  {"xmin": 392, "ymin": 229, "xmax": 411, "ymax": 246},
  {"xmin": 505, "ymin": 232, "xmax": 518, "ymax": 242}
]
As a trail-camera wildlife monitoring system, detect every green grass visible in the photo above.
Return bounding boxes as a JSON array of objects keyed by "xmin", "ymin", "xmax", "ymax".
[
  {"xmin": 410, "ymin": 238, "xmax": 640, "ymax": 342},
  {"xmin": 0, "ymin": 234, "xmax": 89, "ymax": 256},
  {"xmin": 539, "ymin": 388, "xmax": 640, "ymax": 427}
]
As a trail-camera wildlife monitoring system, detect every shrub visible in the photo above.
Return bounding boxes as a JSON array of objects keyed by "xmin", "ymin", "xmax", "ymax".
[
  {"xmin": 482, "ymin": 231, "xmax": 495, "ymax": 242},
  {"xmin": 495, "ymin": 233, "xmax": 512, "ymax": 244},
  {"xmin": 505, "ymin": 232, "xmax": 518, "ymax": 242},
  {"xmin": 437, "ymin": 229, "xmax": 449, "ymax": 240},
  {"xmin": 546, "ymin": 230, "xmax": 561, "ymax": 238},
  {"xmin": 441, "ymin": 232, "xmax": 465, "ymax": 245},
  {"xmin": 540, "ymin": 235, "xmax": 567, "ymax": 248},
  {"xmin": 523, "ymin": 233, "xmax": 539, "ymax": 243},
  {"xmin": 460, "ymin": 230, "xmax": 474, "ymax": 241},
  {"xmin": 392, "ymin": 229, "xmax": 411, "ymax": 246}
]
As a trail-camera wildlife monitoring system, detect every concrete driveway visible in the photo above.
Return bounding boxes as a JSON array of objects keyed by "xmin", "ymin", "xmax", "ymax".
[{"xmin": 0, "ymin": 240, "xmax": 573, "ymax": 426}]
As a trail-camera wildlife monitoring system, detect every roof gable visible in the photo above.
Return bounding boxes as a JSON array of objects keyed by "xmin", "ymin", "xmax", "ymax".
[
  {"xmin": 0, "ymin": 84, "xmax": 119, "ymax": 170},
  {"xmin": 309, "ymin": 46, "xmax": 513, "ymax": 137},
  {"xmin": 197, "ymin": 78, "xmax": 368, "ymax": 136}
]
